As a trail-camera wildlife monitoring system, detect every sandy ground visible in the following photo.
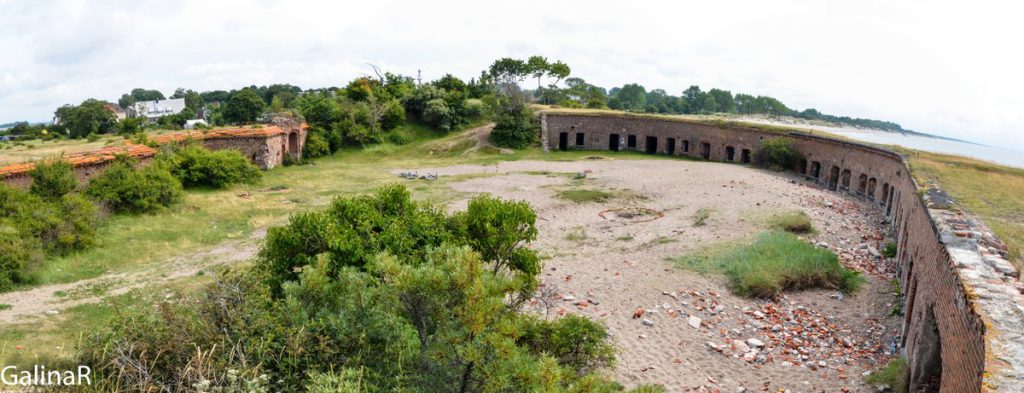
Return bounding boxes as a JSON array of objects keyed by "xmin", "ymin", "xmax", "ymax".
[{"xmin": 407, "ymin": 158, "xmax": 900, "ymax": 392}]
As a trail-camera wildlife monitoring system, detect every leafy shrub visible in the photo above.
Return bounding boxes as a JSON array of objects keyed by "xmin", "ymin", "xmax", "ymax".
[
  {"xmin": 29, "ymin": 159, "xmax": 78, "ymax": 199},
  {"xmin": 163, "ymin": 146, "xmax": 261, "ymax": 188},
  {"xmin": 0, "ymin": 184, "xmax": 98, "ymax": 255},
  {"xmin": 520, "ymin": 314, "xmax": 616, "ymax": 374},
  {"xmin": 380, "ymin": 99, "xmax": 406, "ymax": 131},
  {"xmin": 384, "ymin": 129, "xmax": 412, "ymax": 145},
  {"xmin": 83, "ymin": 185, "xmax": 624, "ymax": 392},
  {"xmin": 87, "ymin": 157, "xmax": 182, "ymax": 213},
  {"xmin": 490, "ymin": 106, "xmax": 536, "ymax": 149},
  {"xmin": 0, "ymin": 230, "xmax": 44, "ymax": 291},
  {"xmin": 755, "ymin": 138, "xmax": 804, "ymax": 170},
  {"xmin": 673, "ymin": 231, "xmax": 864, "ymax": 298},
  {"xmin": 301, "ymin": 131, "xmax": 331, "ymax": 159}
]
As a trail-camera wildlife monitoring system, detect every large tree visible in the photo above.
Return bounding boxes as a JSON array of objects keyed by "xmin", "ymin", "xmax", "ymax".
[
  {"xmin": 616, "ymin": 83, "xmax": 647, "ymax": 110},
  {"xmin": 222, "ymin": 88, "xmax": 265, "ymax": 124},
  {"xmin": 54, "ymin": 99, "xmax": 117, "ymax": 138}
]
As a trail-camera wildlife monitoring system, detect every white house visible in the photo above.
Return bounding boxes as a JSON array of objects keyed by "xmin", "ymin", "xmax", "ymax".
[{"xmin": 129, "ymin": 98, "xmax": 186, "ymax": 122}]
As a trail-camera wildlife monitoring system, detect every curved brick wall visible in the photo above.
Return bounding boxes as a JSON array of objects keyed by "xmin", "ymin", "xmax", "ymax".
[{"xmin": 541, "ymin": 112, "xmax": 1024, "ymax": 392}]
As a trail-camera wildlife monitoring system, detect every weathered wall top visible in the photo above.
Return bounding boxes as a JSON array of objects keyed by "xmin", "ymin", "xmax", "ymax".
[{"xmin": 0, "ymin": 143, "xmax": 157, "ymax": 179}]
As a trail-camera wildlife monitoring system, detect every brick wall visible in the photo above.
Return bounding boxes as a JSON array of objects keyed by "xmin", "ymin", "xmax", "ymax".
[{"xmin": 543, "ymin": 112, "xmax": 1024, "ymax": 392}]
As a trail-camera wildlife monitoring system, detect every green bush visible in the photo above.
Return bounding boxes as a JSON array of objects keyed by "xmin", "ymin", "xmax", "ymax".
[
  {"xmin": 29, "ymin": 159, "xmax": 78, "ymax": 199},
  {"xmin": 0, "ymin": 184, "xmax": 98, "ymax": 256},
  {"xmin": 755, "ymin": 138, "xmax": 804, "ymax": 170},
  {"xmin": 0, "ymin": 230, "xmax": 44, "ymax": 291},
  {"xmin": 520, "ymin": 314, "xmax": 616, "ymax": 374},
  {"xmin": 163, "ymin": 145, "xmax": 261, "ymax": 188},
  {"xmin": 301, "ymin": 132, "xmax": 331, "ymax": 159},
  {"xmin": 673, "ymin": 231, "xmax": 864, "ymax": 298},
  {"xmin": 86, "ymin": 157, "xmax": 182, "ymax": 213},
  {"xmin": 83, "ymin": 185, "xmax": 624, "ymax": 391},
  {"xmin": 490, "ymin": 106, "xmax": 536, "ymax": 149}
]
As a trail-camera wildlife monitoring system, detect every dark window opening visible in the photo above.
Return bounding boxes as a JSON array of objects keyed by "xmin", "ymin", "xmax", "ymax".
[
  {"xmin": 627, "ymin": 135, "xmax": 637, "ymax": 148},
  {"xmin": 725, "ymin": 146, "xmax": 735, "ymax": 161},
  {"xmin": 701, "ymin": 142, "xmax": 711, "ymax": 160},
  {"xmin": 840, "ymin": 169, "xmax": 852, "ymax": 190},
  {"xmin": 645, "ymin": 136, "xmax": 658, "ymax": 154},
  {"xmin": 867, "ymin": 178, "xmax": 877, "ymax": 199},
  {"xmin": 558, "ymin": 132, "xmax": 568, "ymax": 151},
  {"xmin": 741, "ymin": 149, "xmax": 751, "ymax": 163},
  {"xmin": 609, "ymin": 133, "xmax": 621, "ymax": 151},
  {"xmin": 799, "ymin": 159, "xmax": 808, "ymax": 175},
  {"xmin": 667, "ymin": 138, "xmax": 676, "ymax": 155},
  {"xmin": 910, "ymin": 306, "xmax": 943, "ymax": 392},
  {"xmin": 682, "ymin": 140, "xmax": 690, "ymax": 153},
  {"xmin": 810, "ymin": 161, "xmax": 822, "ymax": 178},
  {"xmin": 858, "ymin": 174, "xmax": 868, "ymax": 194},
  {"xmin": 575, "ymin": 132, "xmax": 585, "ymax": 146}
]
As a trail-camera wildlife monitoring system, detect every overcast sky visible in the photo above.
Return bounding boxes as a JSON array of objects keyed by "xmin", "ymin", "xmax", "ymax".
[{"xmin": 1, "ymin": 0, "xmax": 1022, "ymax": 150}]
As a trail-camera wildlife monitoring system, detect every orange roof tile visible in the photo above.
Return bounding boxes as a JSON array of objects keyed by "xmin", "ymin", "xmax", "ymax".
[
  {"xmin": 0, "ymin": 143, "xmax": 157, "ymax": 178},
  {"xmin": 150, "ymin": 125, "xmax": 300, "ymax": 144}
]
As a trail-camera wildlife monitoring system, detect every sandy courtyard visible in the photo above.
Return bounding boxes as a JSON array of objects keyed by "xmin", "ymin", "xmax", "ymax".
[{"xmin": 407, "ymin": 157, "xmax": 901, "ymax": 393}]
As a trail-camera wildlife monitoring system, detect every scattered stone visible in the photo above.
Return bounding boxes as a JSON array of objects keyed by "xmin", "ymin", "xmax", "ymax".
[
  {"xmin": 746, "ymin": 338, "xmax": 765, "ymax": 348},
  {"xmin": 642, "ymin": 318, "xmax": 654, "ymax": 327},
  {"xmin": 688, "ymin": 315, "xmax": 702, "ymax": 329},
  {"xmin": 733, "ymin": 339, "xmax": 751, "ymax": 353},
  {"xmin": 44, "ymin": 310, "xmax": 59, "ymax": 316}
]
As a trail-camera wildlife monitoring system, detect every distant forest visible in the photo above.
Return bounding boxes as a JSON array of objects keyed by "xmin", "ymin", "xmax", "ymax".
[
  {"xmin": 1, "ymin": 57, "xmax": 907, "ymax": 139},
  {"xmin": 537, "ymin": 81, "xmax": 905, "ymax": 132}
]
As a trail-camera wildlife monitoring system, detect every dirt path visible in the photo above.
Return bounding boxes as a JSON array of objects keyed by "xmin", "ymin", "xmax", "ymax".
[{"xmin": 0, "ymin": 232, "xmax": 264, "ymax": 324}]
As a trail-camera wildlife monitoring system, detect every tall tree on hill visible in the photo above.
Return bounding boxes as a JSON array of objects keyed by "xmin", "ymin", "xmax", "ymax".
[
  {"xmin": 118, "ymin": 88, "xmax": 166, "ymax": 108},
  {"xmin": 547, "ymin": 60, "xmax": 571, "ymax": 86},
  {"xmin": 526, "ymin": 55, "xmax": 549, "ymax": 90},
  {"xmin": 171, "ymin": 88, "xmax": 205, "ymax": 112},
  {"xmin": 707, "ymin": 88, "xmax": 736, "ymax": 113}
]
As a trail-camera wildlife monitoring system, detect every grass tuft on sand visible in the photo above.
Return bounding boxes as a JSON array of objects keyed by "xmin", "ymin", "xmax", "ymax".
[
  {"xmin": 671, "ymin": 231, "xmax": 864, "ymax": 298},
  {"xmin": 865, "ymin": 357, "xmax": 909, "ymax": 393},
  {"xmin": 769, "ymin": 210, "xmax": 814, "ymax": 234},
  {"xmin": 557, "ymin": 189, "xmax": 614, "ymax": 203}
]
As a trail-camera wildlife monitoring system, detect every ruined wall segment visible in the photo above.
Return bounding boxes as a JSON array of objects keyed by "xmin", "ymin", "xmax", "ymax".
[
  {"xmin": 541, "ymin": 111, "xmax": 1024, "ymax": 392},
  {"xmin": 0, "ymin": 144, "xmax": 157, "ymax": 188}
]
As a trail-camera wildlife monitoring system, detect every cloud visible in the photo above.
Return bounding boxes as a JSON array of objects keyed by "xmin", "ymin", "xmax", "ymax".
[{"xmin": 0, "ymin": 0, "xmax": 1021, "ymax": 150}]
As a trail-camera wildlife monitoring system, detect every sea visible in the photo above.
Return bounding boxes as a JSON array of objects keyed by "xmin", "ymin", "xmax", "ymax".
[{"xmin": 737, "ymin": 117, "xmax": 1024, "ymax": 169}]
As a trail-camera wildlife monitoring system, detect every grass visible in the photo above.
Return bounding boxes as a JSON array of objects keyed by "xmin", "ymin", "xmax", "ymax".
[
  {"xmin": 865, "ymin": 357, "xmax": 909, "ymax": 393},
  {"xmin": 557, "ymin": 189, "xmax": 614, "ymax": 204},
  {"xmin": 692, "ymin": 208, "xmax": 714, "ymax": 226},
  {"xmin": 0, "ymin": 304, "xmax": 10, "ymax": 311},
  {"xmin": 0, "ymin": 134, "xmax": 128, "ymax": 165},
  {"xmin": 908, "ymin": 151, "xmax": 1024, "ymax": 269},
  {"xmin": 769, "ymin": 210, "xmax": 814, "ymax": 234},
  {"xmin": 670, "ymin": 231, "xmax": 865, "ymax": 298},
  {"xmin": 565, "ymin": 227, "xmax": 588, "ymax": 242}
]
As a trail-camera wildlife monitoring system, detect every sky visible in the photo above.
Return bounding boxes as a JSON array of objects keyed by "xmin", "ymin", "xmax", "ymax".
[{"xmin": 1, "ymin": 0, "xmax": 1022, "ymax": 150}]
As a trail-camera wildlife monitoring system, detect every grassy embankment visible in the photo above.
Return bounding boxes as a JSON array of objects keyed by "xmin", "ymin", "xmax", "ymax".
[
  {"xmin": 906, "ymin": 151, "xmax": 1024, "ymax": 269},
  {"xmin": 0, "ymin": 121, "xmax": 682, "ymax": 366}
]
